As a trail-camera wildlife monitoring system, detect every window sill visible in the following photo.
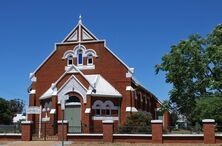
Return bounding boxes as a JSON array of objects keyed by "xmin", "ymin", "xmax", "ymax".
[
  {"xmin": 92, "ymin": 116, "xmax": 119, "ymax": 121},
  {"xmin": 76, "ymin": 65, "xmax": 95, "ymax": 70}
]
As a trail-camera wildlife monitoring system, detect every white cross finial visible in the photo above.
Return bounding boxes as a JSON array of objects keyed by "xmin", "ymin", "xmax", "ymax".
[{"xmin": 79, "ymin": 14, "xmax": 82, "ymax": 24}]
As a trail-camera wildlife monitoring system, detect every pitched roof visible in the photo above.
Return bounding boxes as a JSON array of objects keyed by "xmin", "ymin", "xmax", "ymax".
[
  {"xmin": 40, "ymin": 65, "xmax": 122, "ymax": 100},
  {"xmin": 62, "ymin": 18, "xmax": 98, "ymax": 42},
  {"xmin": 132, "ymin": 76, "xmax": 162, "ymax": 105},
  {"xmin": 40, "ymin": 65, "xmax": 92, "ymax": 100},
  {"xmin": 30, "ymin": 19, "xmax": 133, "ymax": 77},
  {"xmin": 84, "ymin": 74, "xmax": 122, "ymax": 97}
]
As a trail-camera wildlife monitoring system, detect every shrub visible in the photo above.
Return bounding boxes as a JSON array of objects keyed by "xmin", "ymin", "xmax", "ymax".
[{"xmin": 117, "ymin": 111, "xmax": 152, "ymax": 134}]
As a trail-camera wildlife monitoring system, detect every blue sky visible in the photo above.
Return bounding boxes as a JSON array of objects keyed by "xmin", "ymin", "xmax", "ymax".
[{"xmin": 0, "ymin": 0, "xmax": 222, "ymax": 105}]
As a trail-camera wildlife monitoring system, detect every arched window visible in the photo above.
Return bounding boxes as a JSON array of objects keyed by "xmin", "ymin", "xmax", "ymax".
[
  {"xmin": 103, "ymin": 101, "xmax": 114, "ymax": 116},
  {"xmin": 77, "ymin": 50, "xmax": 83, "ymax": 65},
  {"xmin": 44, "ymin": 102, "xmax": 48, "ymax": 111},
  {"xmin": 87, "ymin": 53, "xmax": 93, "ymax": 65},
  {"xmin": 95, "ymin": 104, "xmax": 101, "ymax": 116},
  {"xmin": 67, "ymin": 55, "xmax": 73, "ymax": 66},
  {"xmin": 92, "ymin": 100, "xmax": 103, "ymax": 116},
  {"xmin": 105, "ymin": 104, "xmax": 111, "ymax": 116},
  {"xmin": 66, "ymin": 96, "xmax": 80, "ymax": 103}
]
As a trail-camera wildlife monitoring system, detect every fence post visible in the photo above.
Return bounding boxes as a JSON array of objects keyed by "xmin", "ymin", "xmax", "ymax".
[
  {"xmin": 21, "ymin": 121, "xmax": 33, "ymax": 141},
  {"xmin": 151, "ymin": 120, "xmax": 163, "ymax": 143},
  {"xmin": 102, "ymin": 120, "xmax": 114, "ymax": 143},
  {"xmin": 202, "ymin": 119, "xmax": 215, "ymax": 144},
  {"xmin": 57, "ymin": 120, "xmax": 68, "ymax": 141}
]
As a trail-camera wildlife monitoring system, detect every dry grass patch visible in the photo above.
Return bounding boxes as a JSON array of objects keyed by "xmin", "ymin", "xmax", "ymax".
[{"xmin": 70, "ymin": 142, "xmax": 222, "ymax": 146}]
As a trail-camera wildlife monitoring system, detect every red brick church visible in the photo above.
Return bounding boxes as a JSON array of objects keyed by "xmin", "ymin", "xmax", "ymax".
[{"xmin": 28, "ymin": 17, "xmax": 168, "ymax": 135}]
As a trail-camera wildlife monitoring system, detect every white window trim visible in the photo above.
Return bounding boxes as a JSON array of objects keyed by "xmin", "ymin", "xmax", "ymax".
[
  {"xmin": 77, "ymin": 51, "xmax": 83, "ymax": 66},
  {"xmin": 67, "ymin": 56, "xmax": 73, "ymax": 66},
  {"xmin": 95, "ymin": 109, "xmax": 102, "ymax": 116},
  {"xmin": 105, "ymin": 106, "xmax": 112, "ymax": 116},
  {"xmin": 92, "ymin": 116, "xmax": 119, "ymax": 121},
  {"xmin": 87, "ymin": 54, "xmax": 93, "ymax": 65}
]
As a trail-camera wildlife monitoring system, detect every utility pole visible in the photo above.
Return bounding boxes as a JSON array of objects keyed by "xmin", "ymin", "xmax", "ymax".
[{"xmin": 60, "ymin": 95, "xmax": 68, "ymax": 146}]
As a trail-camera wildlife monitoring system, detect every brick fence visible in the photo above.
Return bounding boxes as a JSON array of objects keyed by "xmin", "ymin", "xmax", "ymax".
[
  {"xmin": 1, "ymin": 119, "xmax": 221, "ymax": 144},
  {"xmin": 67, "ymin": 119, "xmax": 221, "ymax": 144}
]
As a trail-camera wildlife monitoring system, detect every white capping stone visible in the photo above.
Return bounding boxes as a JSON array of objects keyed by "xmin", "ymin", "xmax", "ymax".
[
  {"xmin": 50, "ymin": 109, "xmax": 56, "ymax": 114},
  {"xmin": 42, "ymin": 117, "xmax": 50, "ymax": 122},
  {"xmin": 126, "ymin": 86, "xmax": 135, "ymax": 91},
  {"xmin": 151, "ymin": 120, "xmax": 163, "ymax": 124},
  {"xmin": 131, "ymin": 107, "xmax": 138, "ymax": 112},
  {"xmin": 102, "ymin": 120, "xmax": 114, "ymax": 124},
  {"xmin": 202, "ymin": 119, "xmax": 215, "ymax": 123},
  {"xmin": 29, "ymin": 90, "xmax": 36, "ymax": 95},
  {"xmin": 126, "ymin": 107, "xmax": 138, "ymax": 112},
  {"xmin": 126, "ymin": 107, "xmax": 131, "ymax": 112},
  {"xmin": 58, "ymin": 120, "xmax": 68, "ymax": 124},
  {"xmin": 85, "ymin": 108, "xmax": 91, "ymax": 114},
  {"xmin": 21, "ymin": 121, "xmax": 33, "ymax": 124}
]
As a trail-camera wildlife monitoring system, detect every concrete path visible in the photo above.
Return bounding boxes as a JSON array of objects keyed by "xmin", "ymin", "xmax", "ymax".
[
  {"xmin": 1, "ymin": 141, "xmax": 221, "ymax": 146},
  {"xmin": 0, "ymin": 141, "xmax": 60, "ymax": 146}
]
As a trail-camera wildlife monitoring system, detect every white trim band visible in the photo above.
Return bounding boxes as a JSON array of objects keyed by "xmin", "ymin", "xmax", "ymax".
[
  {"xmin": 67, "ymin": 133, "xmax": 103, "ymax": 136},
  {"xmin": 21, "ymin": 121, "xmax": 33, "ymax": 124},
  {"xmin": 58, "ymin": 120, "xmax": 68, "ymax": 124},
  {"xmin": 202, "ymin": 119, "xmax": 215, "ymax": 123},
  {"xmin": 92, "ymin": 116, "xmax": 119, "ymax": 121},
  {"xmin": 151, "ymin": 120, "xmax": 163, "ymax": 124},
  {"xmin": 0, "ymin": 133, "xmax": 22, "ymax": 136},
  {"xmin": 102, "ymin": 120, "xmax": 114, "ymax": 124},
  {"xmin": 163, "ymin": 134, "xmax": 204, "ymax": 137},
  {"xmin": 113, "ymin": 134, "xmax": 152, "ymax": 137},
  {"xmin": 216, "ymin": 133, "xmax": 222, "ymax": 137}
]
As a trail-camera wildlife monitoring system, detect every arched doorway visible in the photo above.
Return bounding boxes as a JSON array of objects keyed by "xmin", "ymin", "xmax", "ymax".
[{"xmin": 64, "ymin": 96, "xmax": 81, "ymax": 133}]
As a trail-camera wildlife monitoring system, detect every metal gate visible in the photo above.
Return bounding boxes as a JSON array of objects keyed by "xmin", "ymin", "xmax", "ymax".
[{"xmin": 32, "ymin": 121, "xmax": 58, "ymax": 141}]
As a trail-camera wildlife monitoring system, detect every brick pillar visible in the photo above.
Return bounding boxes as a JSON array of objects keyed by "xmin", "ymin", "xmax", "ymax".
[
  {"xmin": 151, "ymin": 120, "xmax": 163, "ymax": 143},
  {"xmin": 21, "ymin": 121, "xmax": 33, "ymax": 141},
  {"xmin": 28, "ymin": 93, "xmax": 35, "ymax": 121},
  {"xmin": 84, "ymin": 112, "xmax": 91, "ymax": 133},
  {"xmin": 58, "ymin": 120, "xmax": 68, "ymax": 141},
  {"xmin": 50, "ymin": 97, "xmax": 57, "ymax": 136},
  {"xmin": 163, "ymin": 111, "xmax": 170, "ymax": 131},
  {"xmin": 84, "ymin": 95, "xmax": 91, "ymax": 133},
  {"xmin": 202, "ymin": 119, "xmax": 215, "ymax": 144},
  {"xmin": 102, "ymin": 120, "xmax": 114, "ymax": 143}
]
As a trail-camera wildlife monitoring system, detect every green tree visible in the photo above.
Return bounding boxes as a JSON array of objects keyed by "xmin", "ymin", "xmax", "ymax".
[
  {"xmin": 0, "ymin": 98, "xmax": 12, "ymax": 124},
  {"xmin": 117, "ymin": 112, "xmax": 152, "ymax": 134},
  {"xmin": 0, "ymin": 97, "xmax": 24, "ymax": 124},
  {"xmin": 8, "ymin": 99, "xmax": 24, "ymax": 115},
  {"xmin": 205, "ymin": 25, "xmax": 222, "ymax": 93},
  {"xmin": 159, "ymin": 100, "xmax": 171, "ymax": 114},
  {"xmin": 155, "ymin": 24, "xmax": 222, "ymax": 121},
  {"xmin": 192, "ymin": 96, "xmax": 222, "ymax": 124}
]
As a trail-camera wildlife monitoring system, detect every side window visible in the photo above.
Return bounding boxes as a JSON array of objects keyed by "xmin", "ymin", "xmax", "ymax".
[
  {"xmin": 67, "ymin": 55, "xmax": 73, "ymax": 66},
  {"xmin": 77, "ymin": 50, "xmax": 83, "ymax": 65},
  {"xmin": 95, "ymin": 105, "xmax": 101, "ymax": 116},
  {"xmin": 105, "ymin": 104, "xmax": 111, "ymax": 116},
  {"xmin": 92, "ymin": 100, "xmax": 102, "ymax": 116},
  {"xmin": 104, "ymin": 101, "xmax": 114, "ymax": 116},
  {"xmin": 87, "ymin": 53, "xmax": 93, "ymax": 65}
]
